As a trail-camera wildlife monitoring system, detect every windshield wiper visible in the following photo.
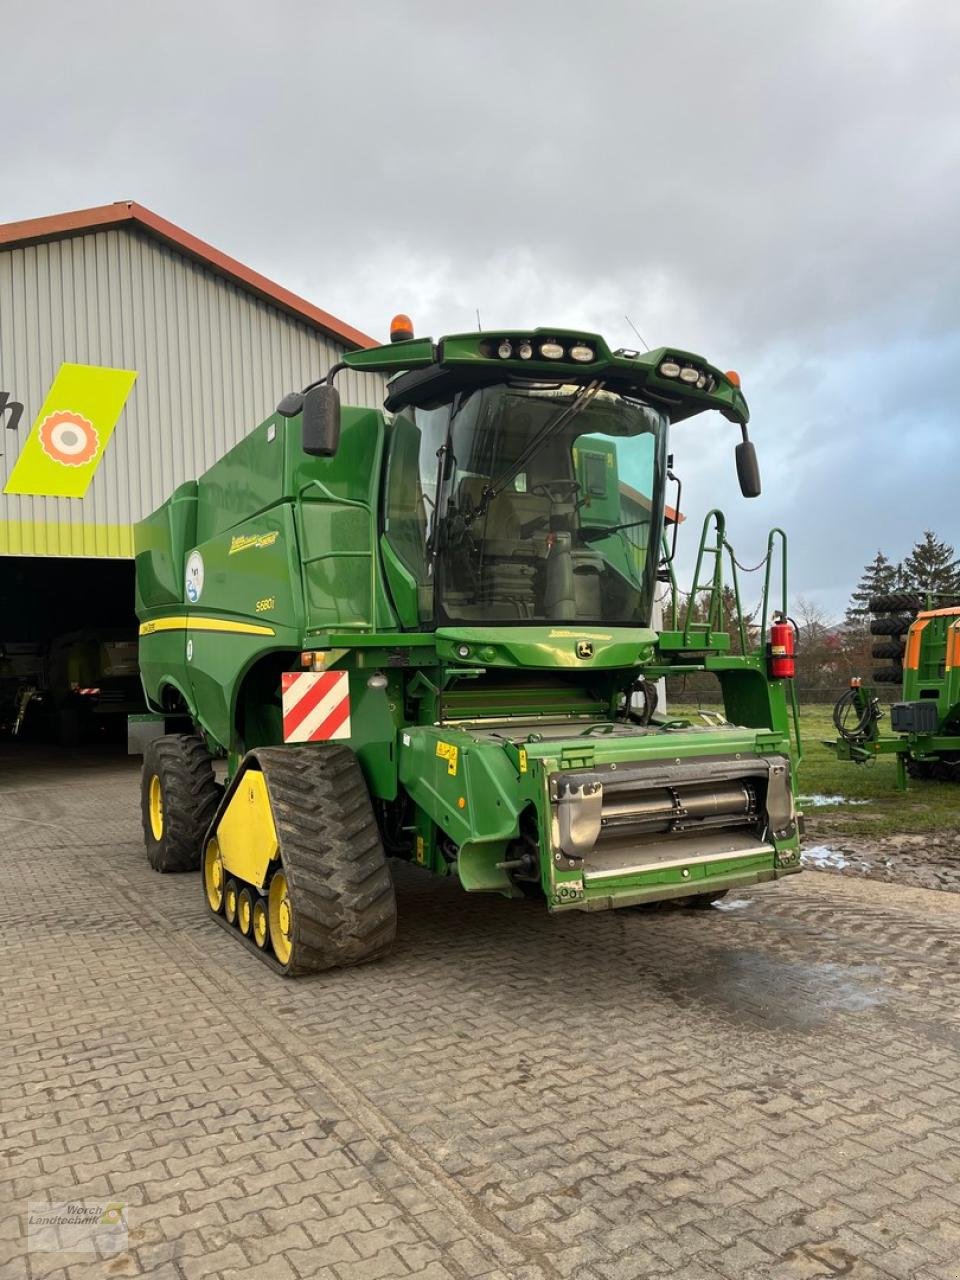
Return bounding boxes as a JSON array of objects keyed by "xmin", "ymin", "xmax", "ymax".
[{"xmin": 466, "ymin": 379, "xmax": 604, "ymax": 524}]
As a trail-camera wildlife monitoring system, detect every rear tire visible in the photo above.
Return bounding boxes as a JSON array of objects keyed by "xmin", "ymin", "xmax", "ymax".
[
  {"xmin": 906, "ymin": 758, "xmax": 937, "ymax": 780},
  {"xmin": 871, "ymin": 641, "xmax": 905, "ymax": 660},
  {"xmin": 873, "ymin": 667, "xmax": 904, "ymax": 684},
  {"xmin": 869, "ymin": 592, "xmax": 922, "ymax": 615},
  {"xmin": 870, "ymin": 615, "xmax": 912, "ymax": 637},
  {"xmin": 141, "ymin": 734, "xmax": 220, "ymax": 872}
]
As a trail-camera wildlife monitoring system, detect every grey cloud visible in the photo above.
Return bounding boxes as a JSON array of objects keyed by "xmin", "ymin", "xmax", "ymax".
[{"xmin": 2, "ymin": 0, "xmax": 958, "ymax": 616}]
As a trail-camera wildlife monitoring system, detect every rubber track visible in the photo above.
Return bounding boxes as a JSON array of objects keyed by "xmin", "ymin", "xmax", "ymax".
[
  {"xmin": 142, "ymin": 735, "xmax": 220, "ymax": 872},
  {"xmin": 252, "ymin": 744, "xmax": 397, "ymax": 975}
]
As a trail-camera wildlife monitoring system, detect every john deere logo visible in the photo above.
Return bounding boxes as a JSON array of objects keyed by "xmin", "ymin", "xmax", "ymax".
[{"xmin": 576, "ymin": 641, "xmax": 594, "ymax": 659}]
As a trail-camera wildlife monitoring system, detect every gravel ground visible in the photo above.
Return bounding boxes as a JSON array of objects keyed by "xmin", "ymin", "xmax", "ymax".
[{"xmin": 801, "ymin": 829, "xmax": 960, "ymax": 893}]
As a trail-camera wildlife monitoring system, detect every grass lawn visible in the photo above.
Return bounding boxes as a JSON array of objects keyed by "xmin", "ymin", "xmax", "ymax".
[{"xmin": 670, "ymin": 701, "xmax": 959, "ymax": 839}]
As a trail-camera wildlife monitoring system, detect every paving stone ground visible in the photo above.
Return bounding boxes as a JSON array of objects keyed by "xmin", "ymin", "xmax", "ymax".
[{"xmin": 2, "ymin": 745, "xmax": 960, "ymax": 1280}]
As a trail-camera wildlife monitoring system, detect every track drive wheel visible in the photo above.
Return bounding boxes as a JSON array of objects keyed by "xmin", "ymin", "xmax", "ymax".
[
  {"xmin": 252, "ymin": 744, "xmax": 397, "ymax": 975},
  {"xmin": 204, "ymin": 840, "xmax": 225, "ymax": 912},
  {"xmin": 141, "ymin": 735, "xmax": 220, "ymax": 873}
]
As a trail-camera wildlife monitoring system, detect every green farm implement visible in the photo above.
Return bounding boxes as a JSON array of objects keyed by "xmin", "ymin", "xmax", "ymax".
[
  {"xmin": 829, "ymin": 592, "xmax": 960, "ymax": 789},
  {"xmin": 135, "ymin": 321, "xmax": 803, "ymax": 974}
]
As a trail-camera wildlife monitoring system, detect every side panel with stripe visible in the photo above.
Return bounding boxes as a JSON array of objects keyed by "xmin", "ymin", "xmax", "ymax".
[{"xmin": 182, "ymin": 504, "xmax": 305, "ymax": 751}]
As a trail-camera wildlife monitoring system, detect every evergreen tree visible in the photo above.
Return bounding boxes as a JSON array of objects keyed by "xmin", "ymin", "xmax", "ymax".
[
  {"xmin": 902, "ymin": 531, "xmax": 960, "ymax": 597},
  {"xmin": 845, "ymin": 550, "xmax": 898, "ymax": 627}
]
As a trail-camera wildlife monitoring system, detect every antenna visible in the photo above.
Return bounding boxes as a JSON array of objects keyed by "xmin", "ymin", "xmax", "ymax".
[
  {"xmin": 624, "ymin": 315, "xmax": 650, "ymax": 351},
  {"xmin": 476, "ymin": 308, "xmax": 482, "ymax": 332}
]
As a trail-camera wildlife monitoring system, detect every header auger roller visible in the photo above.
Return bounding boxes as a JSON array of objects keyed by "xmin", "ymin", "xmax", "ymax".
[{"xmin": 136, "ymin": 320, "xmax": 802, "ymax": 975}]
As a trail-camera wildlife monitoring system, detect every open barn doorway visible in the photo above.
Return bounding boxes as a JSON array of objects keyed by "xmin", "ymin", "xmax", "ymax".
[{"xmin": 0, "ymin": 556, "xmax": 143, "ymax": 749}]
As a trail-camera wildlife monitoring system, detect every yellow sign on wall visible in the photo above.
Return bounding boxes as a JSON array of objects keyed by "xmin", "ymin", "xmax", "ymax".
[{"xmin": 3, "ymin": 362, "xmax": 137, "ymax": 499}]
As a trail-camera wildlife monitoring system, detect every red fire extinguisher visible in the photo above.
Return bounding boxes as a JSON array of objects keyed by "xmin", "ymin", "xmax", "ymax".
[{"xmin": 768, "ymin": 613, "xmax": 796, "ymax": 679}]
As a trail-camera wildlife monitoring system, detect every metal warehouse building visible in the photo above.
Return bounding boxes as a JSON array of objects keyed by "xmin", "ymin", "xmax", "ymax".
[{"xmin": 0, "ymin": 200, "xmax": 383, "ymax": 746}]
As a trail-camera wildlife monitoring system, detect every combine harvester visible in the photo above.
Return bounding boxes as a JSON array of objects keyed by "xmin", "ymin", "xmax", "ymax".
[
  {"xmin": 829, "ymin": 591, "xmax": 960, "ymax": 788},
  {"xmin": 135, "ymin": 320, "xmax": 802, "ymax": 974}
]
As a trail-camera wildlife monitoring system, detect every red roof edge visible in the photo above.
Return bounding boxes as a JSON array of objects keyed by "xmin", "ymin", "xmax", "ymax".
[
  {"xmin": 620, "ymin": 479, "xmax": 684, "ymax": 525},
  {"xmin": 0, "ymin": 201, "xmax": 377, "ymax": 350}
]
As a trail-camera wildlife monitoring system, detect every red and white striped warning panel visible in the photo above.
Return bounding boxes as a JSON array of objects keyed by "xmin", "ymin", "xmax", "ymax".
[{"xmin": 281, "ymin": 671, "xmax": 351, "ymax": 743}]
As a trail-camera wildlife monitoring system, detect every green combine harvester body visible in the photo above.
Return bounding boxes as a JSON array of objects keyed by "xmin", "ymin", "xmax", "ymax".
[
  {"xmin": 829, "ymin": 593, "xmax": 960, "ymax": 788},
  {"xmin": 135, "ymin": 326, "xmax": 802, "ymax": 974}
]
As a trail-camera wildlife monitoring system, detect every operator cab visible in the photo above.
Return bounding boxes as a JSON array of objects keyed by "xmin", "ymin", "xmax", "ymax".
[
  {"xmin": 383, "ymin": 379, "xmax": 667, "ymax": 629},
  {"xmin": 277, "ymin": 321, "xmax": 759, "ymax": 634}
]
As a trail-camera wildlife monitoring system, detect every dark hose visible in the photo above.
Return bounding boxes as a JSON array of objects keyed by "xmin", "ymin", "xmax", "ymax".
[{"xmin": 832, "ymin": 687, "xmax": 873, "ymax": 743}]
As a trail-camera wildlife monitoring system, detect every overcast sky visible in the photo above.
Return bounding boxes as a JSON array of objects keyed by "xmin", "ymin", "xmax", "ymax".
[{"xmin": 3, "ymin": 0, "xmax": 958, "ymax": 618}]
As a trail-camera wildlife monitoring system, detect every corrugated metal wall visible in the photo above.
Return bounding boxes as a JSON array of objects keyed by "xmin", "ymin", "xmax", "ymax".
[{"xmin": 0, "ymin": 227, "xmax": 386, "ymax": 557}]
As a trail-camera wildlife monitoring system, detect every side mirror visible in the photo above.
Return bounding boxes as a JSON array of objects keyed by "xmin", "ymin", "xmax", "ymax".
[
  {"xmin": 735, "ymin": 439, "xmax": 761, "ymax": 498},
  {"xmin": 276, "ymin": 391, "xmax": 304, "ymax": 418},
  {"xmin": 302, "ymin": 384, "xmax": 341, "ymax": 457}
]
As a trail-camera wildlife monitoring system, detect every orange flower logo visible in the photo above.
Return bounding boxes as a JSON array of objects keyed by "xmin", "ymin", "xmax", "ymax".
[{"xmin": 38, "ymin": 411, "xmax": 100, "ymax": 467}]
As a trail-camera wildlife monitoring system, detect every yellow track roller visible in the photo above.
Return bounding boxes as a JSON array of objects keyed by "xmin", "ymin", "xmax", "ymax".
[
  {"xmin": 224, "ymin": 879, "xmax": 238, "ymax": 926},
  {"xmin": 237, "ymin": 887, "xmax": 253, "ymax": 936},
  {"xmin": 252, "ymin": 899, "xmax": 269, "ymax": 950}
]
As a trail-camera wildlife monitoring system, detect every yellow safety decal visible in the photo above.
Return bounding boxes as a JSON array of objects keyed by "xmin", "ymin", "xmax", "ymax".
[
  {"xmin": 415, "ymin": 834, "xmax": 425, "ymax": 864},
  {"xmin": 139, "ymin": 616, "xmax": 276, "ymax": 637},
  {"xmin": 436, "ymin": 741, "xmax": 459, "ymax": 776},
  {"xmin": 228, "ymin": 530, "xmax": 280, "ymax": 555},
  {"xmin": 518, "ymin": 747, "xmax": 528, "ymax": 774},
  {"xmin": 4, "ymin": 363, "xmax": 137, "ymax": 498}
]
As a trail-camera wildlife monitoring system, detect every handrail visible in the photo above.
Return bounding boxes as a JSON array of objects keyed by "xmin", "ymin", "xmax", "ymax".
[
  {"xmin": 660, "ymin": 532, "xmax": 680, "ymax": 630},
  {"xmin": 296, "ymin": 477, "xmax": 371, "ymax": 512},
  {"xmin": 722, "ymin": 544, "xmax": 749, "ymax": 655},
  {"xmin": 674, "ymin": 518, "xmax": 801, "ymax": 758},
  {"xmin": 682, "ymin": 510, "xmax": 725, "ymax": 644},
  {"xmin": 759, "ymin": 527, "xmax": 788, "ymax": 639}
]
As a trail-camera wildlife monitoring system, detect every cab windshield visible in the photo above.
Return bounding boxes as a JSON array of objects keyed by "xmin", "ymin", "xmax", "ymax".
[{"xmin": 383, "ymin": 381, "xmax": 668, "ymax": 628}]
